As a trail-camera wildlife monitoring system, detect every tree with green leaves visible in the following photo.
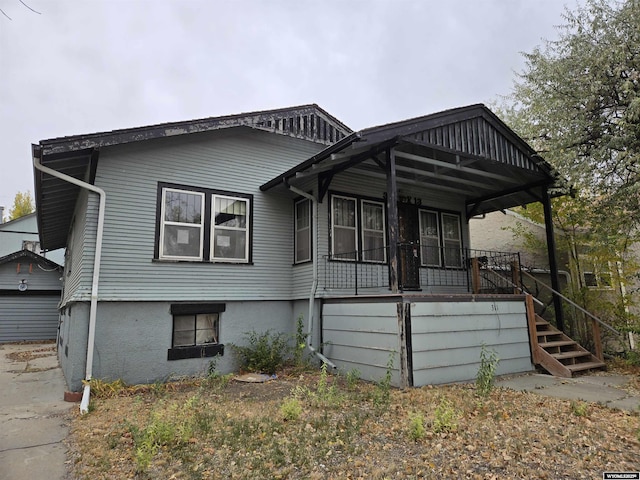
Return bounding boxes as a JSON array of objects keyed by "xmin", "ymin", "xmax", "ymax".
[
  {"xmin": 8, "ymin": 191, "xmax": 35, "ymax": 221},
  {"xmin": 501, "ymin": 0, "xmax": 640, "ymax": 347}
]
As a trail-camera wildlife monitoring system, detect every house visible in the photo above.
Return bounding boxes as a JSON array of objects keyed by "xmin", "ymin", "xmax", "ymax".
[
  {"xmin": 34, "ymin": 103, "xmax": 584, "ymax": 394},
  {"xmin": 471, "ymin": 209, "xmax": 638, "ymax": 352},
  {"xmin": 0, "ymin": 213, "xmax": 64, "ymax": 342}
]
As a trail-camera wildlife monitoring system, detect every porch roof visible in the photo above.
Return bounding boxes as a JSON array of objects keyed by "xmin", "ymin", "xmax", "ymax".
[{"xmin": 260, "ymin": 104, "xmax": 568, "ymax": 216}]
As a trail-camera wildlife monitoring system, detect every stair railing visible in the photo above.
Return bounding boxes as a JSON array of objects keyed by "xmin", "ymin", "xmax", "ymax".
[{"xmin": 520, "ymin": 270, "xmax": 620, "ymax": 361}]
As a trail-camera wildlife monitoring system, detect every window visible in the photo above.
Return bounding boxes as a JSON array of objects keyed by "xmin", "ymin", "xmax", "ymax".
[
  {"xmin": 294, "ymin": 199, "xmax": 311, "ymax": 263},
  {"xmin": 212, "ymin": 195, "xmax": 249, "ymax": 262},
  {"xmin": 582, "ymin": 257, "xmax": 612, "ymax": 288},
  {"xmin": 419, "ymin": 210, "xmax": 441, "ymax": 266},
  {"xmin": 168, "ymin": 303, "xmax": 225, "ymax": 360},
  {"xmin": 361, "ymin": 200, "xmax": 386, "ymax": 262},
  {"xmin": 442, "ymin": 213, "xmax": 462, "ymax": 267},
  {"xmin": 418, "ymin": 209, "xmax": 462, "ymax": 268},
  {"xmin": 22, "ymin": 240, "xmax": 41, "ymax": 253},
  {"xmin": 330, "ymin": 194, "xmax": 387, "ymax": 263},
  {"xmin": 160, "ymin": 188, "xmax": 205, "ymax": 260},
  {"xmin": 331, "ymin": 195, "xmax": 357, "ymax": 260},
  {"xmin": 156, "ymin": 184, "xmax": 252, "ymax": 263}
]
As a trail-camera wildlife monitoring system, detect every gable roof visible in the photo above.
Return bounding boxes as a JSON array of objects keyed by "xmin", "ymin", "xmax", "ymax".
[
  {"xmin": 33, "ymin": 104, "xmax": 352, "ymax": 250},
  {"xmin": 0, "ymin": 212, "xmax": 37, "ymax": 231},
  {"xmin": 261, "ymin": 104, "xmax": 567, "ymax": 216},
  {"xmin": 0, "ymin": 249, "xmax": 62, "ymax": 271}
]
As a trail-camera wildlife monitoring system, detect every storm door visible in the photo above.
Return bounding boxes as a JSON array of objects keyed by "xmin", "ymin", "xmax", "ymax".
[{"xmin": 397, "ymin": 203, "xmax": 421, "ymax": 290}]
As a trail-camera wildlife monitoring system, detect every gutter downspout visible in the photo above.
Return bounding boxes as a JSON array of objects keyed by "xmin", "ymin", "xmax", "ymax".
[
  {"xmin": 33, "ymin": 146, "xmax": 105, "ymax": 414},
  {"xmin": 286, "ymin": 183, "xmax": 336, "ymax": 369}
]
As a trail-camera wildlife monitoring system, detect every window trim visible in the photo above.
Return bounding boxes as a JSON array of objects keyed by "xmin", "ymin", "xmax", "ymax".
[
  {"xmin": 330, "ymin": 194, "xmax": 359, "ymax": 261},
  {"xmin": 441, "ymin": 212, "xmax": 463, "ymax": 268},
  {"xmin": 155, "ymin": 183, "xmax": 253, "ymax": 264},
  {"xmin": 418, "ymin": 209, "xmax": 442, "ymax": 267},
  {"xmin": 168, "ymin": 303, "xmax": 226, "ymax": 361},
  {"xmin": 294, "ymin": 198, "xmax": 312, "ymax": 264}
]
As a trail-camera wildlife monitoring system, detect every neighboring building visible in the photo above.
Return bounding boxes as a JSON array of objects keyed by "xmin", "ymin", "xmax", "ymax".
[
  {"xmin": 0, "ymin": 212, "xmax": 65, "ymax": 265},
  {"xmin": 33, "ymin": 104, "xmax": 571, "ymax": 391},
  {"xmin": 0, "ymin": 212, "xmax": 64, "ymax": 342},
  {"xmin": 0, "ymin": 249, "xmax": 63, "ymax": 342}
]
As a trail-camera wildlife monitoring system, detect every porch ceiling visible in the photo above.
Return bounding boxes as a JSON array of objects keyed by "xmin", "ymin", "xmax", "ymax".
[{"xmin": 261, "ymin": 104, "xmax": 568, "ymax": 216}]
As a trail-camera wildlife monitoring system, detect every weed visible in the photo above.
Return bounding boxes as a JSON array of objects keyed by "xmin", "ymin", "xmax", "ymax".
[
  {"xmin": 625, "ymin": 349, "xmax": 640, "ymax": 367},
  {"xmin": 345, "ymin": 368, "xmax": 361, "ymax": 390},
  {"xmin": 294, "ymin": 363, "xmax": 344, "ymax": 408},
  {"xmin": 372, "ymin": 352, "xmax": 395, "ymax": 411},
  {"xmin": 280, "ymin": 397, "xmax": 303, "ymax": 421},
  {"xmin": 408, "ymin": 412, "xmax": 426, "ymax": 441},
  {"xmin": 203, "ymin": 357, "xmax": 233, "ymax": 391},
  {"xmin": 571, "ymin": 401, "xmax": 589, "ymax": 417},
  {"xmin": 476, "ymin": 344, "xmax": 499, "ymax": 397},
  {"xmin": 432, "ymin": 397, "xmax": 459, "ymax": 433},
  {"xmin": 88, "ymin": 378, "xmax": 127, "ymax": 398},
  {"xmin": 293, "ymin": 315, "xmax": 310, "ymax": 369},
  {"xmin": 232, "ymin": 329, "xmax": 290, "ymax": 374}
]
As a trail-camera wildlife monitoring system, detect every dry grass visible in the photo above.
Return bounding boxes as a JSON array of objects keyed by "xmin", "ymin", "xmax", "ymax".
[{"xmin": 66, "ymin": 367, "xmax": 640, "ymax": 480}]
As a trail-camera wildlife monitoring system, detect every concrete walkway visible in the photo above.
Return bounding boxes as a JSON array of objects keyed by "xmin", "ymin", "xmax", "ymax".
[
  {"xmin": 0, "ymin": 342, "xmax": 72, "ymax": 480},
  {"xmin": 496, "ymin": 371, "xmax": 640, "ymax": 411}
]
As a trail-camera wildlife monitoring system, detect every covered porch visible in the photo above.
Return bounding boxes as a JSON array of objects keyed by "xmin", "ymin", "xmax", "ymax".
[{"xmin": 262, "ymin": 104, "xmax": 575, "ymax": 386}]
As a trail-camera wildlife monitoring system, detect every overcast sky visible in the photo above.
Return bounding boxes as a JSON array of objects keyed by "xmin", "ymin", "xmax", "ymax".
[{"xmin": 0, "ymin": 0, "xmax": 579, "ymax": 212}]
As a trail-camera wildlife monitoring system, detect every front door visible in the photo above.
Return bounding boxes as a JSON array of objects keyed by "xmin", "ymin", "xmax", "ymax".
[{"xmin": 397, "ymin": 203, "xmax": 421, "ymax": 290}]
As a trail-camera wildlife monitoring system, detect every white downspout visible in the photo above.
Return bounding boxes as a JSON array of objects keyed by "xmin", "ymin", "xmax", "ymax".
[
  {"xmin": 286, "ymin": 183, "xmax": 336, "ymax": 369},
  {"xmin": 33, "ymin": 147, "xmax": 105, "ymax": 414}
]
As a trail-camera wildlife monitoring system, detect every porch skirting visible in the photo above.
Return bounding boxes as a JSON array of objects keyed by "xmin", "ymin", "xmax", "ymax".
[{"xmin": 321, "ymin": 294, "xmax": 534, "ymax": 387}]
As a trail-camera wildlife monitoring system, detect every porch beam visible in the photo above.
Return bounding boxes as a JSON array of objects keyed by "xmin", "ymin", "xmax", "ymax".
[
  {"xmin": 353, "ymin": 167, "xmax": 477, "ymax": 196},
  {"xmin": 393, "ymin": 163, "xmax": 495, "ymax": 191},
  {"xmin": 542, "ymin": 188, "xmax": 565, "ymax": 332},
  {"xmin": 394, "ymin": 150, "xmax": 522, "ymax": 184},
  {"xmin": 386, "ymin": 148, "xmax": 400, "ymax": 294},
  {"xmin": 465, "ymin": 179, "xmax": 551, "ymax": 217}
]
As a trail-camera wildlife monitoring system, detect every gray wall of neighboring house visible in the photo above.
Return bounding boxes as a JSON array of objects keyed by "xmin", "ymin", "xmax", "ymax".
[
  {"xmin": 59, "ymin": 299, "xmax": 296, "ymax": 391},
  {"xmin": 0, "ymin": 213, "xmax": 65, "ymax": 265},
  {"xmin": 0, "ymin": 256, "xmax": 62, "ymax": 342}
]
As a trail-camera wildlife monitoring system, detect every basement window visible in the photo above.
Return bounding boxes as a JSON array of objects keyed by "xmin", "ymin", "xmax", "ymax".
[{"xmin": 167, "ymin": 303, "xmax": 225, "ymax": 360}]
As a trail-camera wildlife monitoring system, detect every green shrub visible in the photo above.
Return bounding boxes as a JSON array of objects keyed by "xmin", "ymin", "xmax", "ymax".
[
  {"xmin": 571, "ymin": 401, "xmax": 589, "ymax": 417},
  {"xmin": 232, "ymin": 330, "xmax": 290, "ymax": 374}
]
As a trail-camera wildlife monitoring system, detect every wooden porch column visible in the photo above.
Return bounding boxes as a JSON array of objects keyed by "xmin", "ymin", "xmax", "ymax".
[
  {"xmin": 386, "ymin": 148, "xmax": 399, "ymax": 293},
  {"xmin": 542, "ymin": 189, "xmax": 565, "ymax": 332}
]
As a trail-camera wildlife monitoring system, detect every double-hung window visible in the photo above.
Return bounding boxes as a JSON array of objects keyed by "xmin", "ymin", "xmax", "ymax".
[
  {"xmin": 331, "ymin": 195, "xmax": 358, "ymax": 260},
  {"xmin": 419, "ymin": 210, "xmax": 441, "ymax": 267},
  {"xmin": 330, "ymin": 194, "xmax": 387, "ymax": 262},
  {"xmin": 418, "ymin": 209, "xmax": 462, "ymax": 268},
  {"xmin": 157, "ymin": 183, "xmax": 251, "ymax": 263},
  {"xmin": 160, "ymin": 188, "xmax": 205, "ymax": 261},
  {"xmin": 294, "ymin": 199, "xmax": 311, "ymax": 263},
  {"xmin": 212, "ymin": 195, "xmax": 249, "ymax": 262},
  {"xmin": 361, "ymin": 200, "xmax": 386, "ymax": 262}
]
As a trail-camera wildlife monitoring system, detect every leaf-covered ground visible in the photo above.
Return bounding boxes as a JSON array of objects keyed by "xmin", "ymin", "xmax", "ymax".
[{"xmin": 66, "ymin": 366, "xmax": 640, "ymax": 479}]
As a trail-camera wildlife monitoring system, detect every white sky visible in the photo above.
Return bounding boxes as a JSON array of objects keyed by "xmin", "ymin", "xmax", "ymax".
[{"xmin": 0, "ymin": 0, "xmax": 579, "ymax": 211}]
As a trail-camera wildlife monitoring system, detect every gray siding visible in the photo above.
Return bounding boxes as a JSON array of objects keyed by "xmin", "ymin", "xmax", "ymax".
[
  {"xmin": 292, "ymin": 168, "xmax": 471, "ymax": 299},
  {"xmin": 322, "ymin": 302, "xmax": 402, "ymax": 385},
  {"xmin": 320, "ymin": 298, "xmax": 532, "ymax": 387},
  {"xmin": 0, "ymin": 258, "xmax": 62, "ymax": 290},
  {"xmin": 411, "ymin": 300, "xmax": 532, "ymax": 385},
  {"xmin": 0, "ymin": 214, "xmax": 64, "ymax": 264},
  {"xmin": 82, "ymin": 129, "xmax": 323, "ymax": 302}
]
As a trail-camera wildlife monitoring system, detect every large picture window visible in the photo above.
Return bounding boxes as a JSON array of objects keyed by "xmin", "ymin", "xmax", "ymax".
[
  {"xmin": 156, "ymin": 183, "xmax": 252, "ymax": 263},
  {"xmin": 294, "ymin": 199, "xmax": 311, "ymax": 263},
  {"xmin": 330, "ymin": 194, "xmax": 387, "ymax": 262}
]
